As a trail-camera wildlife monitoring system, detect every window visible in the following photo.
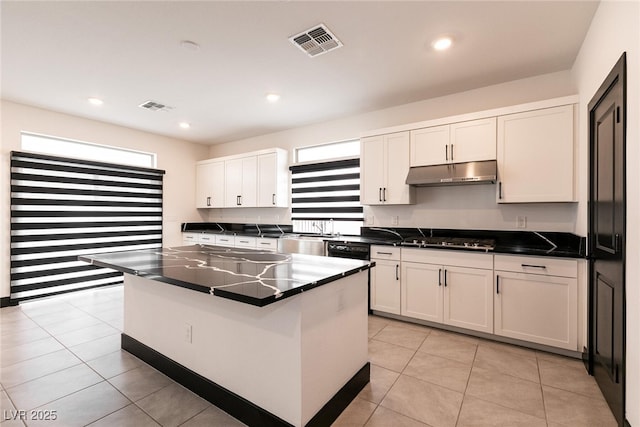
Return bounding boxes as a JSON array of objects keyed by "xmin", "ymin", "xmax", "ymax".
[
  {"xmin": 21, "ymin": 132, "xmax": 156, "ymax": 168},
  {"xmin": 295, "ymin": 139, "xmax": 360, "ymax": 163},
  {"xmin": 9, "ymin": 148, "xmax": 164, "ymax": 302},
  {"xmin": 290, "ymin": 140, "xmax": 362, "ymax": 236}
]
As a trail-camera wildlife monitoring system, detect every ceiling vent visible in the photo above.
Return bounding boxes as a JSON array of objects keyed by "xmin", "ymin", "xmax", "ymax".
[
  {"xmin": 138, "ymin": 100, "xmax": 173, "ymax": 112},
  {"xmin": 289, "ymin": 24, "xmax": 343, "ymax": 57}
]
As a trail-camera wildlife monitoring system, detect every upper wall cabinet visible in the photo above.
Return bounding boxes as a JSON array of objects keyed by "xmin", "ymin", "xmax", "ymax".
[
  {"xmin": 361, "ymin": 132, "xmax": 415, "ymax": 205},
  {"xmin": 195, "ymin": 148, "xmax": 288, "ymax": 209},
  {"xmin": 410, "ymin": 118, "xmax": 497, "ymax": 166},
  {"xmin": 196, "ymin": 161, "xmax": 224, "ymax": 208},
  {"xmin": 496, "ymin": 105, "xmax": 575, "ymax": 203},
  {"xmin": 257, "ymin": 152, "xmax": 289, "ymax": 207}
]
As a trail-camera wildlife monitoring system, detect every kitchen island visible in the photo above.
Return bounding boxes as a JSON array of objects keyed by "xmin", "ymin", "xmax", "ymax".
[{"xmin": 79, "ymin": 245, "xmax": 373, "ymax": 427}]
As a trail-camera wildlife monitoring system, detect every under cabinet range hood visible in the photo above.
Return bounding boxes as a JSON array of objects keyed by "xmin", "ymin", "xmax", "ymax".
[{"xmin": 405, "ymin": 160, "xmax": 497, "ymax": 187}]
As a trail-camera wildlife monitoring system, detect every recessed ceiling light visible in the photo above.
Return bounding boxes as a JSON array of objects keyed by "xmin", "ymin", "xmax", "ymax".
[
  {"xmin": 88, "ymin": 97, "xmax": 104, "ymax": 106},
  {"xmin": 179, "ymin": 122, "xmax": 191, "ymax": 129},
  {"xmin": 266, "ymin": 93, "xmax": 280, "ymax": 103},
  {"xmin": 432, "ymin": 37, "xmax": 453, "ymax": 51},
  {"xmin": 180, "ymin": 40, "xmax": 200, "ymax": 52}
]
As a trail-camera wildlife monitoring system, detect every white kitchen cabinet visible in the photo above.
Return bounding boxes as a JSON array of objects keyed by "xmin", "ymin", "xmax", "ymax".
[
  {"xmin": 215, "ymin": 234, "xmax": 235, "ymax": 247},
  {"xmin": 401, "ymin": 261, "xmax": 442, "ymax": 322},
  {"xmin": 256, "ymin": 237, "xmax": 278, "ymax": 251},
  {"xmin": 195, "ymin": 161, "xmax": 224, "ymax": 208},
  {"xmin": 410, "ymin": 118, "xmax": 496, "ymax": 166},
  {"xmin": 494, "ymin": 255, "xmax": 578, "ymax": 350},
  {"xmin": 257, "ymin": 151, "xmax": 289, "ymax": 207},
  {"xmin": 401, "ymin": 248, "xmax": 494, "ymax": 333},
  {"xmin": 234, "ymin": 235, "xmax": 257, "ymax": 248},
  {"xmin": 361, "ymin": 132, "xmax": 415, "ymax": 205},
  {"xmin": 182, "ymin": 232, "xmax": 200, "ymax": 245},
  {"xmin": 370, "ymin": 246, "xmax": 401, "ymax": 314},
  {"xmin": 497, "ymin": 105, "xmax": 575, "ymax": 203},
  {"xmin": 198, "ymin": 233, "xmax": 216, "ymax": 245},
  {"xmin": 224, "ymin": 156, "xmax": 258, "ymax": 207},
  {"xmin": 197, "ymin": 148, "xmax": 287, "ymax": 209}
]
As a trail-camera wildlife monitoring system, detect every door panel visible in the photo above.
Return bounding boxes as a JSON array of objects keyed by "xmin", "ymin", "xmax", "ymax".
[{"xmin": 588, "ymin": 52, "xmax": 626, "ymax": 426}]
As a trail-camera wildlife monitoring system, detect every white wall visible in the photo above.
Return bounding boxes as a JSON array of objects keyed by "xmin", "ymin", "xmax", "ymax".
[
  {"xmin": 571, "ymin": 1, "xmax": 640, "ymax": 425},
  {"xmin": 208, "ymin": 71, "xmax": 579, "ymax": 231},
  {"xmin": 1, "ymin": 100, "xmax": 210, "ymax": 299}
]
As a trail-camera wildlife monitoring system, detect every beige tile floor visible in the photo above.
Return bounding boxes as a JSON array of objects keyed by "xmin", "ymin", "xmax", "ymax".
[{"xmin": 0, "ymin": 286, "xmax": 617, "ymax": 427}]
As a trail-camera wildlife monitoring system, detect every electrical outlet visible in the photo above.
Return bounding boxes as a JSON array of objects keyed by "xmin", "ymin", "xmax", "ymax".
[
  {"xmin": 366, "ymin": 215, "xmax": 374, "ymax": 225},
  {"xmin": 184, "ymin": 323, "xmax": 192, "ymax": 344},
  {"xmin": 516, "ymin": 216, "xmax": 527, "ymax": 229},
  {"xmin": 392, "ymin": 216, "xmax": 399, "ymax": 226}
]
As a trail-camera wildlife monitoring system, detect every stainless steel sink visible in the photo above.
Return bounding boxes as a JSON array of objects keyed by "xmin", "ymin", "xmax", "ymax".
[{"xmin": 278, "ymin": 235, "xmax": 327, "ymax": 255}]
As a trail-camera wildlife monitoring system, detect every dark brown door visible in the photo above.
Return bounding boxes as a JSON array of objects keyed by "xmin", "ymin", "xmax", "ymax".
[{"xmin": 588, "ymin": 52, "xmax": 626, "ymax": 426}]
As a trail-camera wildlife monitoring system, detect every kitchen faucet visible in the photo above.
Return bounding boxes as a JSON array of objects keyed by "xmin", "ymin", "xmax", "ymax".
[{"xmin": 313, "ymin": 221, "xmax": 325, "ymax": 235}]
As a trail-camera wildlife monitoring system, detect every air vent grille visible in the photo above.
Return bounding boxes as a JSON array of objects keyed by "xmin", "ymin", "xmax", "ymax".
[
  {"xmin": 290, "ymin": 24, "xmax": 342, "ymax": 57},
  {"xmin": 139, "ymin": 100, "xmax": 173, "ymax": 112}
]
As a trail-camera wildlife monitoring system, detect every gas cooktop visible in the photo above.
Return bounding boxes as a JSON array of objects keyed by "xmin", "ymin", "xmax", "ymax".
[{"xmin": 400, "ymin": 236, "xmax": 496, "ymax": 251}]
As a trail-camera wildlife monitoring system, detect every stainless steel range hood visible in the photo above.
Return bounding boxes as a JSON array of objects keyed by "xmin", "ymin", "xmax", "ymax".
[{"xmin": 405, "ymin": 160, "xmax": 497, "ymax": 186}]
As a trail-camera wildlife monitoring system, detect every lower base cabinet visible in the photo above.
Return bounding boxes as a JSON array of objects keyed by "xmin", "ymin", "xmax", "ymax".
[
  {"xmin": 370, "ymin": 247, "xmax": 401, "ymax": 314},
  {"xmin": 494, "ymin": 255, "xmax": 578, "ymax": 350},
  {"xmin": 401, "ymin": 249, "xmax": 494, "ymax": 334}
]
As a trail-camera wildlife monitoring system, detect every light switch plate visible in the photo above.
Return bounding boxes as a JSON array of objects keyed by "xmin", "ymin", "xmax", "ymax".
[
  {"xmin": 516, "ymin": 216, "xmax": 527, "ymax": 229},
  {"xmin": 392, "ymin": 216, "xmax": 399, "ymax": 226}
]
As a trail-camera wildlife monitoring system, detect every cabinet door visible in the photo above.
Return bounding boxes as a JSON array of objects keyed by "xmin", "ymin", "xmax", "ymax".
[
  {"xmin": 384, "ymin": 132, "xmax": 414, "ymax": 205},
  {"xmin": 494, "ymin": 271, "xmax": 577, "ymax": 350},
  {"xmin": 224, "ymin": 156, "xmax": 257, "ymax": 207},
  {"xmin": 257, "ymin": 153, "xmax": 277, "ymax": 207},
  {"xmin": 410, "ymin": 125, "xmax": 449, "ymax": 166},
  {"xmin": 443, "ymin": 266, "xmax": 494, "ymax": 333},
  {"xmin": 224, "ymin": 158, "xmax": 244, "ymax": 207},
  {"xmin": 450, "ymin": 118, "xmax": 496, "ymax": 163},
  {"xmin": 361, "ymin": 136, "xmax": 386, "ymax": 205},
  {"xmin": 497, "ymin": 105, "xmax": 574, "ymax": 203},
  {"xmin": 370, "ymin": 259, "xmax": 400, "ymax": 314},
  {"xmin": 401, "ymin": 261, "xmax": 443, "ymax": 322},
  {"xmin": 196, "ymin": 161, "xmax": 224, "ymax": 208},
  {"xmin": 240, "ymin": 156, "xmax": 257, "ymax": 207}
]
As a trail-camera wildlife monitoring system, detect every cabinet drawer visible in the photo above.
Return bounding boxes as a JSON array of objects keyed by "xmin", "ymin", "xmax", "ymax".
[
  {"xmin": 256, "ymin": 238, "xmax": 278, "ymax": 251},
  {"xmin": 198, "ymin": 233, "xmax": 216, "ymax": 245},
  {"xmin": 215, "ymin": 235, "xmax": 235, "ymax": 247},
  {"xmin": 182, "ymin": 233, "xmax": 199, "ymax": 244},
  {"xmin": 401, "ymin": 248, "xmax": 493, "ymax": 270},
  {"xmin": 370, "ymin": 245, "xmax": 400, "ymax": 260},
  {"xmin": 495, "ymin": 255, "xmax": 577, "ymax": 278},
  {"xmin": 234, "ymin": 236, "xmax": 257, "ymax": 248}
]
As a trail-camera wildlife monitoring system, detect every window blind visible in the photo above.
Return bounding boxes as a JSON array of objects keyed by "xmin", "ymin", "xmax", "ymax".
[
  {"xmin": 10, "ymin": 151, "xmax": 165, "ymax": 302},
  {"xmin": 290, "ymin": 158, "xmax": 363, "ymax": 234}
]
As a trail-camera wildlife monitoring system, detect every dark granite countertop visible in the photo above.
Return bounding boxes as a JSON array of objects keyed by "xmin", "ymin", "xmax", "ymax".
[
  {"xmin": 79, "ymin": 245, "xmax": 373, "ymax": 307},
  {"xmin": 180, "ymin": 223, "xmax": 586, "ymax": 259}
]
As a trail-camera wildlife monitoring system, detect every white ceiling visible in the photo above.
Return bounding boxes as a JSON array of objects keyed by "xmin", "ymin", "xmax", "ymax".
[{"xmin": 1, "ymin": 1, "xmax": 598, "ymax": 145}]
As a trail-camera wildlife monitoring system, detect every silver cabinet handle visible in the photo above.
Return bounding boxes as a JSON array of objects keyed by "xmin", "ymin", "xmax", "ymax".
[
  {"xmin": 496, "ymin": 275, "xmax": 500, "ymax": 294},
  {"xmin": 498, "ymin": 182, "xmax": 502, "ymax": 199},
  {"xmin": 206, "ymin": 196, "xmax": 211, "ymax": 206},
  {"xmin": 438, "ymin": 268, "xmax": 442, "ymax": 286},
  {"xmin": 444, "ymin": 269, "xmax": 447, "ymax": 287},
  {"xmin": 272, "ymin": 193, "xmax": 276, "ymax": 205},
  {"xmin": 395, "ymin": 264, "xmax": 399, "ymax": 281},
  {"xmin": 376, "ymin": 251, "xmax": 393, "ymax": 256},
  {"xmin": 445, "ymin": 145, "xmax": 448, "ymax": 161},
  {"xmin": 379, "ymin": 188, "xmax": 382, "ymax": 202},
  {"xmin": 450, "ymin": 144, "xmax": 454, "ymax": 161}
]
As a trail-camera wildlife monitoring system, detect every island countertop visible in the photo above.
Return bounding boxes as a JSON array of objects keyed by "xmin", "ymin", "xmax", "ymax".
[{"xmin": 79, "ymin": 245, "xmax": 374, "ymax": 307}]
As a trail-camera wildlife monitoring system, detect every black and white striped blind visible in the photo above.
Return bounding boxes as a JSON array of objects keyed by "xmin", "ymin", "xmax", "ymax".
[
  {"xmin": 290, "ymin": 158, "xmax": 363, "ymax": 231},
  {"xmin": 10, "ymin": 151, "xmax": 165, "ymax": 302}
]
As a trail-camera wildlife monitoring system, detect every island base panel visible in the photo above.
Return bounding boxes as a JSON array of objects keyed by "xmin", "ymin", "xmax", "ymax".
[
  {"xmin": 122, "ymin": 334, "xmax": 370, "ymax": 427},
  {"xmin": 122, "ymin": 271, "xmax": 369, "ymax": 426}
]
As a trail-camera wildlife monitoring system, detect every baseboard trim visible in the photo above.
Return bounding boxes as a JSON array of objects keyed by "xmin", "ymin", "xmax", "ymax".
[
  {"xmin": 0, "ymin": 297, "xmax": 18, "ymax": 308},
  {"xmin": 122, "ymin": 334, "xmax": 369, "ymax": 427}
]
